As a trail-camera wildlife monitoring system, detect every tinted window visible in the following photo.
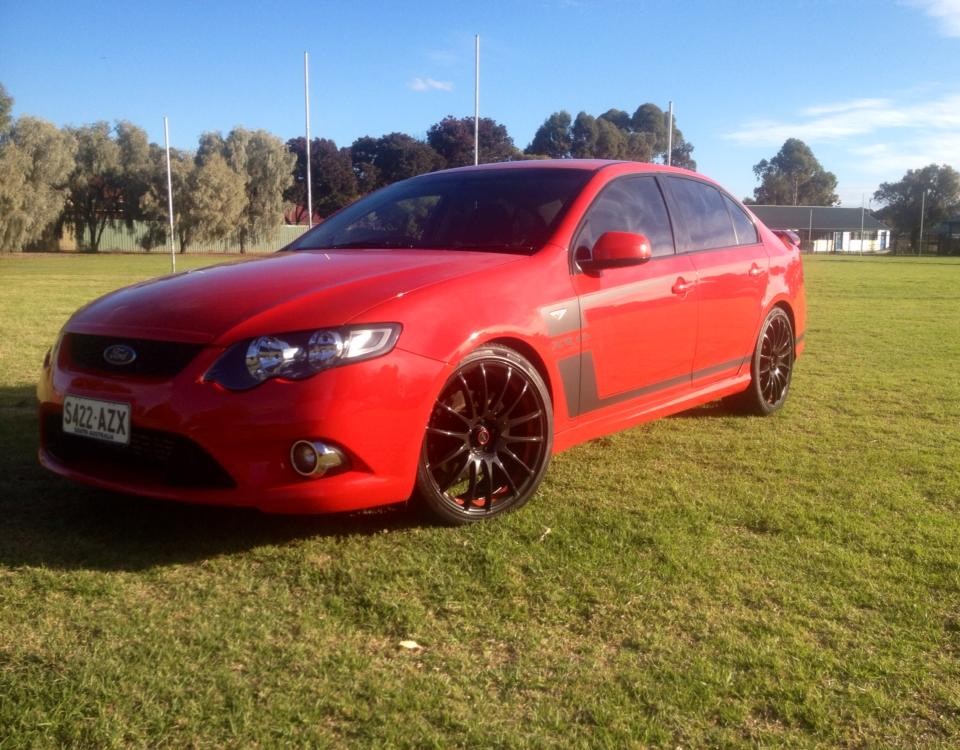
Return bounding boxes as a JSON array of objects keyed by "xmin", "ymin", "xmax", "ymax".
[
  {"xmin": 288, "ymin": 168, "xmax": 592, "ymax": 254},
  {"xmin": 574, "ymin": 176, "xmax": 675, "ymax": 259},
  {"xmin": 724, "ymin": 195, "xmax": 759, "ymax": 245},
  {"xmin": 665, "ymin": 178, "xmax": 738, "ymax": 252}
]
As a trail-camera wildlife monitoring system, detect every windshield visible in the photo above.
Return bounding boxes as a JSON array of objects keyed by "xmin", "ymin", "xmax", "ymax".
[{"xmin": 287, "ymin": 168, "xmax": 593, "ymax": 254}]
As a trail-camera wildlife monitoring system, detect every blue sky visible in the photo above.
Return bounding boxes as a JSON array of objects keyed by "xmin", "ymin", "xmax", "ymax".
[{"xmin": 2, "ymin": 0, "xmax": 959, "ymax": 207}]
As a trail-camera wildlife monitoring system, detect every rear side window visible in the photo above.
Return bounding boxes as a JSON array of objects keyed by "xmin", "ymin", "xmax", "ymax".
[
  {"xmin": 664, "ymin": 178, "xmax": 738, "ymax": 252},
  {"xmin": 724, "ymin": 195, "xmax": 759, "ymax": 245},
  {"xmin": 574, "ymin": 176, "xmax": 675, "ymax": 259}
]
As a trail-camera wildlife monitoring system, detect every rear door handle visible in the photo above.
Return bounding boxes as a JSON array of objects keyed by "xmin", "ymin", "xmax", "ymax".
[
  {"xmin": 672, "ymin": 277, "xmax": 695, "ymax": 296},
  {"xmin": 749, "ymin": 264, "xmax": 766, "ymax": 277}
]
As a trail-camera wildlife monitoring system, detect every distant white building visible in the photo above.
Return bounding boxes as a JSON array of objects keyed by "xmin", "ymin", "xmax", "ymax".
[{"xmin": 749, "ymin": 205, "xmax": 892, "ymax": 253}]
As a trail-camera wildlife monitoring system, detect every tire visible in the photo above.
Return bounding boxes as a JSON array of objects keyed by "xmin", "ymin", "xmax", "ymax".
[
  {"xmin": 414, "ymin": 345, "xmax": 553, "ymax": 525},
  {"xmin": 729, "ymin": 307, "xmax": 795, "ymax": 416}
]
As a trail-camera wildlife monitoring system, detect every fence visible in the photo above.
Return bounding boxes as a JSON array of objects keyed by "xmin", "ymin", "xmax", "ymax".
[{"xmin": 60, "ymin": 221, "xmax": 310, "ymax": 254}]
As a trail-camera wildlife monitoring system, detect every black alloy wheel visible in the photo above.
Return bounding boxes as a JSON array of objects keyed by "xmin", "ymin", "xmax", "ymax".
[
  {"xmin": 731, "ymin": 306, "xmax": 795, "ymax": 416},
  {"xmin": 414, "ymin": 345, "xmax": 553, "ymax": 524}
]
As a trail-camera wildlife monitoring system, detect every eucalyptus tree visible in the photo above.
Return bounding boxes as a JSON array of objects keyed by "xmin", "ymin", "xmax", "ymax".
[
  {"xmin": 0, "ymin": 114, "xmax": 75, "ymax": 251},
  {"xmin": 750, "ymin": 139, "xmax": 839, "ymax": 206},
  {"xmin": 427, "ymin": 115, "xmax": 518, "ymax": 167},
  {"xmin": 874, "ymin": 164, "xmax": 960, "ymax": 249}
]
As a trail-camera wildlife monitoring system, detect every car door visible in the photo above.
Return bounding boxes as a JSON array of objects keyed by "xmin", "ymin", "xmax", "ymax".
[
  {"xmin": 569, "ymin": 175, "xmax": 698, "ymax": 418},
  {"xmin": 661, "ymin": 177, "xmax": 768, "ymax": 386}
]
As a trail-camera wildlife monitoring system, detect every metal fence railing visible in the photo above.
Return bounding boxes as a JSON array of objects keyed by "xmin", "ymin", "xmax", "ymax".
[{"xmin": 63, "ymin": 222, "xmax": 310, "ymax": 254}]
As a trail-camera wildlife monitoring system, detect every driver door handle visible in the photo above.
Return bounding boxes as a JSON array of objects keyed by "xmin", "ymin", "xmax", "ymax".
[{"xmin": 672, "ymin": 277, "xmax": 695, "ymax": 296}]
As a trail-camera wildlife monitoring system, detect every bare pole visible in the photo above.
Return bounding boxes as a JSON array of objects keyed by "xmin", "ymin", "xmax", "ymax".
[
  {"xmin": 304, "ymin": 52, "xmax": 313, "ymax": 228},
  {"xmin": 163, "ymin": 116, "xmax": 175, "ymax": 273},
  {"xmin": 808, "ymin": 208, "xmax": 813, "ymax": 253},
  {"xmin": 666, "ymin": 101, "xmax": 674, "ymax": 166},
  {"xmin": 859, "ymin": 194, "xmax": 865, "ymax": 255},
  {"xmin": 474, "ymin": 34, "xmax": 480, "ymax": 166}
]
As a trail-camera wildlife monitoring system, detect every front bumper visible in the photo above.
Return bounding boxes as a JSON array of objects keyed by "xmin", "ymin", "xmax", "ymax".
[{"xmin": 38, "ymin": 342, "xmax": 445, "ymax": 514}]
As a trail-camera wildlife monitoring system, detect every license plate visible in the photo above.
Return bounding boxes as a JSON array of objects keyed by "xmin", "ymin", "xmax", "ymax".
[{"xmin": 62, "ymin": 395, "xmax": 131, "ymax": 445}]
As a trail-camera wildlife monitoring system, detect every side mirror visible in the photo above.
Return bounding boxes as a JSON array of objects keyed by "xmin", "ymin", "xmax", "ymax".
[{"xmin": 580, "ymin": 231, "xmax": 652, "ymax": 270}]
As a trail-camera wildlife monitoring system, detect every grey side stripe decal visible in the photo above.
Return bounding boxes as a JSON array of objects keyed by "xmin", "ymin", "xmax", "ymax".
[{"xmin": 558, "ymin": 352, "xmax": 750, "ymax": 418}]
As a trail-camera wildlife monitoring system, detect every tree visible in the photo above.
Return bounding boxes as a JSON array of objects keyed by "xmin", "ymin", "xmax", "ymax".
[
  {"xmin": 527, "ymin": 102, "xmax": 696, "ymax": 166},
  {"xmin": 0, "ymin": 83, "xmax": 12, "ymax": 136},
  {"xmin": 874, "ymin": 164, "xmax": 960, "ymax": 250},
  {"xmin": 598, "ymin": 108, "xmax": 632, "ymax": 132},
  {"xmin": 139, "ymin": 144, "xmax": 195, "ymax": 252},
  {"xmin": 570, "ymin": 112, "xmax": 599, "ymax": 158},
  {"xmin": 427, "ymin": 115, "xmax": 518, "ymax": 167},
  {"xmin": 349, "ymin": 133, "xmax": 443, "ymax": 192},
  {"xmin": 526, "ymin": 111, "xmax": 572, "ymax": 158},
  {"xmin": 60, "ymin": 121, "xmax": 154, "ymax": 251},
  {"xmin": 186, "ymin": 154, "xmax": 247, "ymax": 246},
  {"xmin": 668, "ymin": 129, "xmax": 697, "ymax": 171},
  {"xmin": 64, "ymin": 122, "xmax": 122, "ymax": 251},
  {"xmin": 114, "ymin": 120, "xmax": 152, "ymax": 227},
  {"xmin": 237, "ymin": 130, "xmax": 295, "ymax": 251},
  {"xmin": 631, "ymin": 103, "xmax": 668, "ymax": 154},
  {"xmin": 630, "ymin": 103, "xmax": 696, "ymax": 168},
  {"xmin": 0, "ymin": 115, "xmax": 76, "ymax": 252},
  {"xmin": 196, "ymin": 131, "xmax": 227, "ymax": 166},
  {"xmin": 286, "ymin": 136, "xmax": 357, "ymax": 220},
  {"xmin": 200, "ymin": 128, "xmax": 295, "ymax": 251},
  {"xmin": 349, "ymin": 136, "xmax": 383, "ymax": 194},
  {"xmin": 751, "ymin": 138, "xmax": 838, "ymax": 206},
  {"xmin": 595, "ymin": 118, "xmax": 629, "ymax": 159},
  {"xmin": 140, "ymin": 147, "xmax": 249, "ymax": 252}
]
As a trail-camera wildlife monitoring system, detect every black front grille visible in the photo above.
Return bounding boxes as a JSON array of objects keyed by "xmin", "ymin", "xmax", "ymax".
[
  {"xmin": 65, "ymin": 334, "xmax": 204, "ymax": 378},
  {"xmin": 43, "ymin": 411, "xmax": 235, "ymax": 489}
]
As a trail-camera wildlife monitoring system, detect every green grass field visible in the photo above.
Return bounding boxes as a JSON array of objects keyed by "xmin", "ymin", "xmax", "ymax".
[{"xmin": 1, "ymin": 252, "xmax": 958, "ymax": 748}]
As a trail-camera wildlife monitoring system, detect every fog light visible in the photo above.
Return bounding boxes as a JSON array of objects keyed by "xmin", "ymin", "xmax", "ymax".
[{"xmin": 290, "ymin": 440, "xmax": 347, "ymax": 478}]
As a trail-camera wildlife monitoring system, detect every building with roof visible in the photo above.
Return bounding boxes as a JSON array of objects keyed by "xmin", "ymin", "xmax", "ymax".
[{"xmin": 749, "ymin": 206, "xmax": 892, "ymax": 254}]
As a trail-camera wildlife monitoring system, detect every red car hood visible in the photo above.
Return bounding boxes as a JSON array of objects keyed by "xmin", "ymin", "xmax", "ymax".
[{"xmin": 66, "ymin": 249, "xmax": 520, "ymax": 344}]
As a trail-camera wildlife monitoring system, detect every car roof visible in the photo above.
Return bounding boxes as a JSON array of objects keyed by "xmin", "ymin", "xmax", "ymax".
[{"xmin": 433, "ymin": 159, "xmax": 701, "ymax": 178}]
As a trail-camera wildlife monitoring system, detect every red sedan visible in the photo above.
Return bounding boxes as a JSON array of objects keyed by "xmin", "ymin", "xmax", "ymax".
[{"xmin": 38, "ymin": 160, "xmax": 806, "ymax": 524}]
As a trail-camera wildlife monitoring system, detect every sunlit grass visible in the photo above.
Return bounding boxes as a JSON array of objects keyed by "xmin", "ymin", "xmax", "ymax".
[{"xmin": 1, "ymin": 252, "xmax": 958, "ymax": 747}]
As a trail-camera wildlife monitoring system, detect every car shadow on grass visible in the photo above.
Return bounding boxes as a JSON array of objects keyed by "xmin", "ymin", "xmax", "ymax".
[
  {"xmin": 668, "ymin": 399, "xmax": 741, "ymax": 419},
  {"xmin": 1, "ymin": 386, "xmax": 421, "ymax": 573}
]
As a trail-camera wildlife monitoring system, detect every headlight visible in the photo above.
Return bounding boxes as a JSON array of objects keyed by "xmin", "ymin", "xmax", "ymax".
[{"xmin": 206, "ymin": 324, "xmax": 401, "ymax": 391}]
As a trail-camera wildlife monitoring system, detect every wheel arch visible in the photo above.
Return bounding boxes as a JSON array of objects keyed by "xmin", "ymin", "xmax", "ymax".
[
  {"xmin": 770, "ymin": 299, "xmax": 797, "ymax": 352},
  {"xmin": 486, "ymin": 336, "xmax": 555, "ymax": 408}
]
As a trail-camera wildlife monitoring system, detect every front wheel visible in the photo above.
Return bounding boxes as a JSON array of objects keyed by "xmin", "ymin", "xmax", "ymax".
[
  {"xmin": 730, "ymin": 307, "xmax": 795, "ymax": 415},
  {"xmin": 414, "ymin": 345, "xmax": 553, "ymax": 525}
]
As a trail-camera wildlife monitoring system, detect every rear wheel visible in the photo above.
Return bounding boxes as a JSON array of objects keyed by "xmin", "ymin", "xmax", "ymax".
[
  {"xmin": 414, "ymin": 345, "xmax": 552, "ymax": 525},
  {"xmin": 730, "ymin": 307, "xmax": 795, "ymax": 415}
]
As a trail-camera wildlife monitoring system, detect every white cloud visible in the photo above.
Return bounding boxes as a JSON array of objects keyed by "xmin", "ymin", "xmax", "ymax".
[
  {"xmin": 726, "ymin": 91, "xmax": 960, "ymax": 146},
  {"xmin": 408, "ymin": 77, "xmax": 454, "ymax": 93},
  {"xmin": 801, "ymin": 98, "xmax": 891, "ymax": 117},
  {"xmin": 727, "ymin": 90, "xmax": 960, "ymax": 206},
  {"xmin": 851, "ymin": 131, "xmax": 960, "ymax": 173},
  {"xmin": 907, "ymin": 0, "xmax": 960, "ymax": 37},
  {"xmin": 726, "ymin": 99, "xmax": 913, "ymax": 145}
]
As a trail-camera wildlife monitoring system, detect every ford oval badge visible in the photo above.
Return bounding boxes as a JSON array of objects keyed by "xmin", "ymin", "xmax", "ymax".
[{"xmin": 103, "ymin": 344, "xmax": 137, "ymax": 366}]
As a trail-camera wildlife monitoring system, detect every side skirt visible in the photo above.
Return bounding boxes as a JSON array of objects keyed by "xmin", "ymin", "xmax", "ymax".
[{"xmin": 552, "ymin": 371, "xmax": 751, "ymax": 453}]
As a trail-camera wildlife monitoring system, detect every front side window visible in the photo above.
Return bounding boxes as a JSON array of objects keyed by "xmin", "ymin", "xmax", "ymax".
[
  {"xmin": 665, "ymin": 178, "xmax": 738, "ymax": 252},
  {"xmin": 574, "ymin": 176, "xmax": 675, "ymax": 260},
  {"xmin": 288, "ymin": 168, "xmax": 593, "ymax": 254}
]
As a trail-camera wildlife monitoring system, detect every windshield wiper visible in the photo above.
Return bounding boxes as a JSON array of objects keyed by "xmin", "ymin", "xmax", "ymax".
[
  {"xmin": 421, "ymin": 241, "xmax": 536, "ymax": 253},
  {"xmin": 319, "ymin": 239, "xmax": 418, "ymax": 250}
]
